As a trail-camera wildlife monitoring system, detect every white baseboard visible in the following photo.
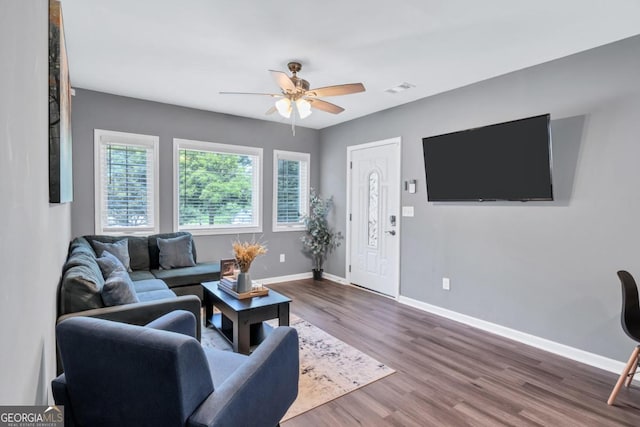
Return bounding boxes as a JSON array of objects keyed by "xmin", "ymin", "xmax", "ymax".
[
  {"xmin": 322, "ymin": 273, "xmax": 348, "ymax": 285},
  {"xmin": 398, "ymin": 295, "xmax": 625, "ymax": 375},
  {"xmin": 259, "ymin": 272, "xmax": 312, "ymax": 285},
  {"xmin": 260, "ymin": 272, "xmax": 348, "ymax": 285}
]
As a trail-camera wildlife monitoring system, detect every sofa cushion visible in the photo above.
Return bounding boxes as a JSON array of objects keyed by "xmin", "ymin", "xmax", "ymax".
[
  {"xmin": 101, "ymin": 270, "xmax": 139, "ymax": 307},
  {"xmin": 158, "ymin": 234, "xmax": 196, "ymax": 270},
  {"xmin": 132, "ymin": 279, "xmax": 170, "ymax": 294},
  {"xmin": 129, "ymin": 270, "xmax": 156, "ymax": 281},
  {"xmin": 85, "ymin": 235, "xmax": 150, "ymax": 271},
  {"xmin": 60, "ymin": 266, "xmax": 105, "ymax": 314},
  {"xmin": 96, "ymin": 251, "xmax": 127, "ymax": 278},
  {"xmin": 62, "ymin": 238, "xmax": 99, "ymax": 275},
  {"xmin": 63, "ymin": 250, "xmax": 103, "ymax": 278},
  {"xmin": 148, "ymin": 232, "xmax": 197, "ymax": 270},
  {"xmin": 93, "ymin": 239, "xmax": 132, "ymax": 272},
  {"xmin": 151, "ymin": 262, "xmax": 220, "ymax": 288},
  {"xmin": 66, "ymin": 237, "xmax": 96, "ymax": 259},
  {"xmin": 60, "ymin": 241, "xmax": 107, "ymax": 315},
  {"xmin": 136, "ymin": 289, "xmax": 177, "ymax": 303}
]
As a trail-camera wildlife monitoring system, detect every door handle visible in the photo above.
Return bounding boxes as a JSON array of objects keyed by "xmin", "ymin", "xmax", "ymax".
[{"xmin": 385, "ymin": 230, "xmax": 396, "ymax": 236}]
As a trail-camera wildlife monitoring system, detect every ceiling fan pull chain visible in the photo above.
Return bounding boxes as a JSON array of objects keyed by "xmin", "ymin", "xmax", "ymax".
[{"xmin": 291, "ymin": 110, "xmax": 296, "ymax": 136}]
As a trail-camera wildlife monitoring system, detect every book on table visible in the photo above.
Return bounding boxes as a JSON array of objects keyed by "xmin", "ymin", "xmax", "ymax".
[
  {"xmin": 220, "ymin": 277, "xmax": 238, "ymax": 291},
  {"xmin": 218, "ymin": 277, "xmax": 269, "ymax": 298}
]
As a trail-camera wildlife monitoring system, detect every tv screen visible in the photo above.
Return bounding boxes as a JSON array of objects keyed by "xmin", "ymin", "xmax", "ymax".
[{"xmin": 422, "ymin": 114, "xmax": 553, "ymax": 202}]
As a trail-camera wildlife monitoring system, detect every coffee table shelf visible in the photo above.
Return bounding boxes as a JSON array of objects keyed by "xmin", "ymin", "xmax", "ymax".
[{"xmin": 202, "ymin": 281, "xmax": 290, "ymax": 355}]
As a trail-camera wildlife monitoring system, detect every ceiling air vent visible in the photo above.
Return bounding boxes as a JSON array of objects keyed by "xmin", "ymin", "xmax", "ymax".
[{"xmin": 385, "ymin": 82, "xmax": 416, "ymax": 94}]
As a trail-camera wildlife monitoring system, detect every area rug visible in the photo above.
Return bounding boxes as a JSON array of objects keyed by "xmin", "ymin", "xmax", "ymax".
[{"xmin": 201, "ymin": 313, "xmax": 395, "ymax": 421}]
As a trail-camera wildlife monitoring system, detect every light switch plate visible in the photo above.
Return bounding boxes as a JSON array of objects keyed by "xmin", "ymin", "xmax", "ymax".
[{"xmin": 402, "ymin": 206, "xmax": 414, "ymax": 217}]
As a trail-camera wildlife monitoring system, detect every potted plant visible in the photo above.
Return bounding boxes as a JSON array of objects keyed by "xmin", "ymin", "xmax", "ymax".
[{"xmin": 301, "ymin": 189, "xmax": 343, "ymax": 280}]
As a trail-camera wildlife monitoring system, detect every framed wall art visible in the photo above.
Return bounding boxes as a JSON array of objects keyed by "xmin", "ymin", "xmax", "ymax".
[{"xmin": 49, "ymin": 0, "xmax": 73, "ymax": 203}]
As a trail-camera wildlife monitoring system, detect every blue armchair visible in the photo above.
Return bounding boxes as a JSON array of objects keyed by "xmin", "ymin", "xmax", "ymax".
[{"xmin": 52, "ymin": 310, "xmax": 299, "ymax": 427}]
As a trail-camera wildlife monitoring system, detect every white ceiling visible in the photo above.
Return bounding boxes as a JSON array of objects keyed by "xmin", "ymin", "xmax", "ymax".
[{"xmin": 61, "ymin": 0, "xmax": 640, "ymax": 130}]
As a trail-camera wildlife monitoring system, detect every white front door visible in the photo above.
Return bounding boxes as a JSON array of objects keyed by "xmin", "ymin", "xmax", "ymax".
[{"xmin": 348, "ymin": 138, "xmax": 401, "ymax": 297}]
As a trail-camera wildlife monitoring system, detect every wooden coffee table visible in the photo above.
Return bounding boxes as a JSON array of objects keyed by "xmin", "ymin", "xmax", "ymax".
[{"xmin": 202, "ymin": 281, "xmax": 291, "ymax": 354}]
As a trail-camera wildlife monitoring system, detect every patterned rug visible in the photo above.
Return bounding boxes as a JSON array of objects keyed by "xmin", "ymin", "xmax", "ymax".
[{"xmin": 201, "ymin": 313, "xmax": 395, "ymax": 421}]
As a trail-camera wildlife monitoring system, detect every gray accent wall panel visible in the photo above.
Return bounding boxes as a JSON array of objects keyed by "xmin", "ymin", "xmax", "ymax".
[
  {"xmin": 319, "ymin": 35, "xmax": 640, "ymax": 362},
  {"xmin": 71, "ymin": 90, "xmax": 320, "ymax": 279}
]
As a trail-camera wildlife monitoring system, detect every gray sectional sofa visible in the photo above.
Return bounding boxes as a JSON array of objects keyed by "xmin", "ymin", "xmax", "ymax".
[{"xmin": 57, "ymin": 231, "xmax": 220, "ymax": 341}]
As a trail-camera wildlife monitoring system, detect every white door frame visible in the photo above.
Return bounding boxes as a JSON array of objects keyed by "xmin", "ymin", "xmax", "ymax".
[{"xmin": 346, "ymin": 137, "xmax": 402, "ymax": 299}]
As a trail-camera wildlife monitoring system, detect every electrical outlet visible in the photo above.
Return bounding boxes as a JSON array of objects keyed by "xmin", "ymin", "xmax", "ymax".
[
  {"xmin": 442, "ymin": 277, "xmax": 450, "ymax": 291},
  {"xmin": 279, "ymin": 254, "xmax": 285, "ymax": 263}
]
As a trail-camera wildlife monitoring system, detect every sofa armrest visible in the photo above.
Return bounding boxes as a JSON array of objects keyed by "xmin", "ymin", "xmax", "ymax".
[
  {"xmin": 188, "ymin": 327, "xmax": 299, "ymax": 427},
  {"xmin": 56, "ymin": 296, "xmax": 202, "ymax": 375},
  {"xmin": 57, "ymin": 295, "xmax": 202, "ymax": 339}
]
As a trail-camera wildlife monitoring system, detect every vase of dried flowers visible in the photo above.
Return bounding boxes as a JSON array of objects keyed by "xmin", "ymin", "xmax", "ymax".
[{"xmin": 232, "ymin": 239, "xmax": 267, "ymax": 293}]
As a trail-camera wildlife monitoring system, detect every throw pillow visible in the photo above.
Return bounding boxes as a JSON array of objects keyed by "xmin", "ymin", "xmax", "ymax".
[
  {"xmin": 93, "ymin": 239, "xmax": 132, "ymax": 272},
  {"xmin": 96, "ymin": 251, "xmax": 127, "ymax": 278},
  {"xmin": 157, "ymin": 234, "xmax": 196, "ymax": 270},
  {"xmin": 101, "ymin": 269, "xmax": 139, "ymax": 307}
]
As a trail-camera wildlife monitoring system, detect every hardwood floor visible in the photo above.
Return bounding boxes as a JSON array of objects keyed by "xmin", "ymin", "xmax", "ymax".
[{"xmin": 269, "ymin": 279, "xmax": 640, "ymax": 426}]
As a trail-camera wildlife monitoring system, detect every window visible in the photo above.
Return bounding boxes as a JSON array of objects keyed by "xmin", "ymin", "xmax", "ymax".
[
  {"xmin": 174, "ymin": 138, "xmax": 262, "ymax": 235},
  {"xmin": 94, "ymin": 129, "xmax": 159, "ymax": 235},
  {"xmin": 273, "ymin": 150, "xmax": 310, "ymax": 232}
]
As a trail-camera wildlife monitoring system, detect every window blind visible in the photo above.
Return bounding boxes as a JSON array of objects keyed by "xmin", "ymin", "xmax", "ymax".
[
  {"xmin": 178, "ymin": 148, "xmax": 259, "ymax": 228},
  {"xmin": 277, "ymin": 158, "xmax": 308, "ymax": 224},
  {"xmin": 97, "ymin": 140, "xmax": 156, "ymax": 232}
]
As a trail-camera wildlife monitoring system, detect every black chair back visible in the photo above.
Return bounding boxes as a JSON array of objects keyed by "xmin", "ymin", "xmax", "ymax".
[{"xmin": 617, "ymin": 270, "xmax": 640, "ymax": 342}]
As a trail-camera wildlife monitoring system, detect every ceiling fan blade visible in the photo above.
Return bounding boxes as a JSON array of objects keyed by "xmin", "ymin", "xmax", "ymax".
[
  {"xmin": 265, "ymin": 106, "xmax": 277, "ymax": 115},
  {"xmin": 269, "ymin": 70, "xmax": 296, "ymax": 92},
  {"xmin": 306, "ymin": 83, "xmax": 365, "ymax": 98},
  {"xmin": 219, "ymin": 91, "xmax": 280, "ymax": 97},
  {"xmin": 308, "ymin": 99, "xmax": 345, "ymax": 114}
]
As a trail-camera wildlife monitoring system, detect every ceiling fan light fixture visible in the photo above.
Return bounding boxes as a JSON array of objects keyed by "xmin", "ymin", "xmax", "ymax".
[
  {"xmin": 296, "ymin": 98, "xmax": 312, "ymax": 119},
  {"xmin": 275, "ymin": 97, "xmax": 292, "ymax": 118}
]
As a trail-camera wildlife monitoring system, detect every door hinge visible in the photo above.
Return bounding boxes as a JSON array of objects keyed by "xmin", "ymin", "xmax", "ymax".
[
  {"xmin": 349, "ymin": 213, "xmax": 352, "ymax": 221},
  {"xmin": 348, "ymin": 265, "xmax": 351, "ymax": 272},
  {"xmin": 350, "ymin": 161, "xmax": 353, "ymax": 169}
]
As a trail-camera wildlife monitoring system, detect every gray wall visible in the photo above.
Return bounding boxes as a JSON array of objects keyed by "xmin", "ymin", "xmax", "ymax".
[
  {"xmin": 0, "ymin": 0, "xmax": 72, "ymax": 403},
  {"xmin": 319, "ymin": 34, "xmax": 640, "ymax": 362},
  {"xmin": 71, "ymin": 90, "xmax": 321, "ymax": 278}
]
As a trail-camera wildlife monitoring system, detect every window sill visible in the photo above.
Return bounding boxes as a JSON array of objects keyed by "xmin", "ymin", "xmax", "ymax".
[{"xmin": 177, "ymin": 226, "xmax": 263, "ymax": 236}]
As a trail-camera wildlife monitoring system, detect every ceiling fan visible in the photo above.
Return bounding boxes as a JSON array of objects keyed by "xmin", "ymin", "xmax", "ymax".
[{"xmin": 220, "ymin": 61, "xmax": 365, "ymax": 134}]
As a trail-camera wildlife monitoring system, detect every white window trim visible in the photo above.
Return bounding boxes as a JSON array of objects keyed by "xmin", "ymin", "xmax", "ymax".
[
  {"xmin": 173, "ymin": 138, "xmax": 263, "ymax": 235},
  {"xmin": 272, "ymin": 150, "xmax": 310, "ymax": 232},
  {"xmin": 94, "ymin": 129, "xmax": 160, "ymax": 236}
]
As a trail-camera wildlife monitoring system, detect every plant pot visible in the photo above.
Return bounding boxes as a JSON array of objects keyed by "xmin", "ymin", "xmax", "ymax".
[
  {"xmin": 237, "ymin": 272, "xmax": 252, "ymax": 293},
  {"xmin": 312, "ymin": 269, "xmax": 324, "ymax": 281}
]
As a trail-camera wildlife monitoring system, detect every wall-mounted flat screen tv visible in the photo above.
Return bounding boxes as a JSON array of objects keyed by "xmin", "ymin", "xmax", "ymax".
[{"xmin": 422, "ymin": 114, "xmax": 553, "ymax": 202}]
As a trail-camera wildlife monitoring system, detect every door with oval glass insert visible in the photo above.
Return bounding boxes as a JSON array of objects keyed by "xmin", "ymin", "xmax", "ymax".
[{"xmin": 348, "ymin": 138, "xmax": 400, "ymax": 297}]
